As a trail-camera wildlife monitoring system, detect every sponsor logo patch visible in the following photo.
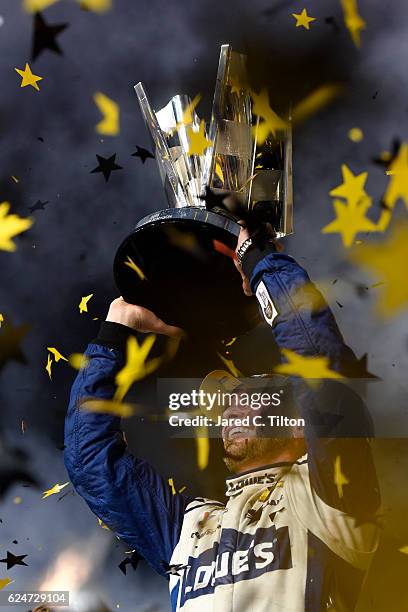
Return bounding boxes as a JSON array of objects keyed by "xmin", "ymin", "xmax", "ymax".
[{"xmin": 256, "ymin": 281, "xmax": 278, "ymax": 327}]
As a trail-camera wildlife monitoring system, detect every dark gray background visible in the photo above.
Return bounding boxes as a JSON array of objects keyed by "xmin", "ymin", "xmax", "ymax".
[{"xmin": 0, "ymin": 0, "xmax": 408, "ymax": 610}]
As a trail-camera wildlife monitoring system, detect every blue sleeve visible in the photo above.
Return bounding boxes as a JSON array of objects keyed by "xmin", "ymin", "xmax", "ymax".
[
  {"xmin": 246, "ymin": 250, "xmax": 380, "ymax": 518},
  {"xmin": 63, "ymin": 342, "xmax": 194, "ymax": 578}
]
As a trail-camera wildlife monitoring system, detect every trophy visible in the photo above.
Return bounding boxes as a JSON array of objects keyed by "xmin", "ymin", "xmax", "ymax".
[{"xmin": 113, "ymin": 44, "xmax": 293, "ymax": 340}]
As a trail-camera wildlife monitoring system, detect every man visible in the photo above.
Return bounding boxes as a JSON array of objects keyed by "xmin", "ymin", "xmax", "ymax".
[{"xmin": 64, "ymin": 227, "xmax": 380, "ymax": 611}]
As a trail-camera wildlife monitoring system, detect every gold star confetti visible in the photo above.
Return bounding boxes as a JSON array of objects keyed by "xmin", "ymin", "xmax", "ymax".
[
  {"xmin": 292, "ymin": 8, "xmax": 316, "ymax": 30},
  {"xmin": 334, "ymin": 455, "xmax": 349, "ymax": 498},
  {"xmin": 0, "ymin": 577, "xmax": 12, "ymax": 590},
  {"xmin": 15, "ymin": 63, "xmax": 43, "ymax": 91},
  {"xmin": 340, "ymin": 0, "xmax": 366, "ymax": 47},
  {"xmin": 217, "ymin": 352, "xmax": 242, "ymax": 378},
  {"xmin": 349, "ymin": 222, "xmax": 408, "ymax": 317},
  {"xmin": 115, "ymin": 334, "xmax": 161, "ymax": 401},
  {"xmin": 187, "ymin": 120, "xmax": 213, "ymax": 156},
  {"xmin": 292, "ymin": 84, "xmax": 343, "ymax": 125},
  {"xmin": 78, "ymin": 0, "xmax": 112, "ymax": 11},
  {"xmin": 399, "ymin": 545, "xmax": 408, "ymax": 555},
  {"xmin": 274, "ymin": 348, "xmax": 343, "ymax": 386},
  {"xmin": 97, "ymin": 517, "xmax": 111, "ymax": 530},
  {"xmin": 195, "ymin": 426, "xmax": 210, "ymax": 471},
  {"xmin": 329, "ymin": 164, "xmax": 369, "ymax": 207},
  {"xmin": 45, "ymin": 354, "xmax": 53, "ymax": 380},
  {"xmin": 68, "ymin": 352, "xmax": 89, "ymax": 370},
  {"xmin": 94, "ymin": 92, "xmax": 120, "ymax": 136},
  {"xmin": 348, "ymin": 127, "xmax": 363, "ymax": 142},
  {"xmin": 42, "ymin": 482, "xmax": 69, "ymax": 499},
  {"xmin": 82, "ymin": 398, "xmax": 135, "ymax": 417},
  {"xmin": 124, "ymin": 256, "xmax": 145, "ymax": 280},
  {"xmin": 383, "ymin": 142, "xmax": 408, "ymax": 211},
  {"xmin": 168, "ymin": 477, "xmax": 187, "ymax": 495},
  {"xmin": 182, "ymin": 94, "xmax": 201, "ymax": 125},
  {"xmin": 23, "ymin": 0, "xmax": 60, "ymax": 12},
  {"xmin": 322, "ymin": 197, "xmax": 377, "ymax": 247},
  {"xmin": 0, "ymin": 313, "xmax": 3, "ymax": 328},
  {"xmin": 47, "ymin": 347, "xmax": 68, "ymax": 362},
  {"xmin": 0, "ymin": 202, "xmax": 33, "ymax": 252},
  {"xmin": 79, "ymin": 293, "xmax": 93, "ymax": 314},
  {"xmin": 251, "ymin": 88, "xmax": 287, "ymax": 145},
  {"xmin": 13, "ymin": 496, "xmax": 22, "ymax": 504}
]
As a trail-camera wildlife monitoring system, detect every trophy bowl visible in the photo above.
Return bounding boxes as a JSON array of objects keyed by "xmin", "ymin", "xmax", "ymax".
[{"xmin": 114, "ymin": 207, "xmax": 260, "ymax": 340}]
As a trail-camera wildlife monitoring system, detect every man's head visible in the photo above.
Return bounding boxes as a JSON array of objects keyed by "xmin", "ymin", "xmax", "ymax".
[
  {"xmin": 221, "ymin": 392, "xmax": 305, "ymax": 473},
  {"xmin": 200, "ymin": 370, "xmax": 306, "ymax": 474}
]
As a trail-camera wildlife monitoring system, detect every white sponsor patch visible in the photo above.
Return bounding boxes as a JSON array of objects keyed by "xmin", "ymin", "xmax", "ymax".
[{"xmin": 256, "ymin": 280, "xmax": 278, "ymax": 327}]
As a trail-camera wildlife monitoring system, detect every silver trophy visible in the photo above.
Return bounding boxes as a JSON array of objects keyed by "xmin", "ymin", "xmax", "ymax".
[{"xmin": 114, "ymin": 44, "xmax": 293, "ymax": 339}]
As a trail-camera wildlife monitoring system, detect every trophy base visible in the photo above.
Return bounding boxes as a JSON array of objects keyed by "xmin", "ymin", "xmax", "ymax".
[{"xmin": 113, "ymin": 208, "xmax": 260, "ymax": 340}]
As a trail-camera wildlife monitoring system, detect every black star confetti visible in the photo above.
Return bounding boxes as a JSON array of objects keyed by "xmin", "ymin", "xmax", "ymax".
[
  {"xmin": 118, "ymin": 552, "xmax": 142, "ymax": 575},
  {"xmin": 340, "ymin": 353, "xmax": 379, "ymax": 380},
  {"xmin": 0, "ymin": 551, "xmax": 28, "ymax": 569},
  {"xmin": 0, "ymin": 436, "xmax": 38, "ymax": 499},
  {"xmin": 131, "ymin": 146, "xmax": 154, "ymax": 163},
  {"xmin": 31, "ymin": 13, "xmax": 68, "ymax": 61},
  {"xmin": 90, "ymin": 154, "xmax": 123, "ymax": 182},
  {"xmin": 0, "ymin": 319, "xmax": 30, "ymax": 371},
  {"xmin": 28, "ymin": 200, "xmax": 48, "ymax": 213},
  {"xmin": 245, "ymin": 506, "xmax": 263, "ymax": 525},
  {"xmin": 325, "ymin": 16, "xmax": 340, "ymax": 33},
  {"xmin": 161, "ymin": 561, "xmax": 188, "ymax": 576}
]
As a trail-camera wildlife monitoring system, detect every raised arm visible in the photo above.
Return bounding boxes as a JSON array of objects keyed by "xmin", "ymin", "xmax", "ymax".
[
  {"xmin": 63, "ymin": 300, "xmax": 193, "ymax": 578},
  {"xmin": 236, "ymin": 231, "xmax": 381, "ymax": 521}
]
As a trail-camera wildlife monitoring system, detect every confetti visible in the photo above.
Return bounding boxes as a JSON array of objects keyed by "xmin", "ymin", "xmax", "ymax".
[
  {"xmin": 11, "ymin": 175, "xmax": 19, "ymax": 184},
  {"xmin": 68, "ymin": 352, "xmax": 89, "ymax": 370},
  {"xmin": 97, "ymin": 517, "xmax": 110, "ymax": 530},
  {"xmin": 292, "ymin": 84, "xmax": 343, "ymax": 125},
  {"xmin": 216, "ymin": 352, "xmax": 242, "ymax": 378},
  {"xmin": 118, "ymin": 553, "xmax": 140, "ymax": 575},
  {"xmin": 115, "ymin": 334, "xmax": 161, "ymax": 401},
  {"xmin": 322, "ymin": 197, "xmax": 377, "ymax": 247},
  {"xmin": 334, "ymin": 455, "xmax": 349, "ymax": 498},
  {"xmin": 0, "ymin": 578, "xmax": 12, "ymax": 590},
  {"xmin": 0, "ymin": 552, "xmax": 28, "ymax": 569},
  {"xmin": 274, "ymin": 348, "xmax": 344, "ymax": 386},
  {"xmin": 340, "ymin": 0, "xmax": 366, "ymax": 47},
  {"xmin": 349, "ymin": 222, "xmax": 408, "ymax": 317},
  {"xmin": 23, "ymin": 0, "xmax": 60, "ymax": 12},
  {"xmin": 124, "ymin": 256, "xmax": 146, "ymax": 280},
  {"xmin": 94, "ymin": 92, "xmax": 120, "ymax": 136},
  {"xmin": 383, "ymin": 142, "xmax": 408, "ymax": 211},
  {"xmin": 45, "ymin": 354, "xmax": 53, "ymax": 380},
  {"xmin": 77, "ymin": 0, "xmax": 112, "ymax": 11},
  {"xmin": 348, "ymin": 127, "xmax": 363, "ymax": 142},
  {"xmin": 42, "ymin": 482, "xmax": 69, "ymax": 499},
  {"xmin": 47, "ymin": 347, "xmax": 68, "ymax": 362},
  {"xmin": 31, "ymin": 12, "xmax": 68, "ymax": 61},
  {"xmin": 292, "ymin": 8, "xmax": 316, "ymax": 30},
  {"xmin": 187, "ymin": 120, "xmax": 213, "ymax": 156},
  {"xmin": 399, "ymin": 546, "xmax": 408, "ymax": 555},
  {"xmin": 195, "ymin": 427, "xmax": 210, "ymax": 471},
  {"xmin": 15, "ymin": 63, "xmax": 43, "ymax": 91},
  {"xmin": 131, "ymin": 146, "xmax": 154, "ymax": 163},
  {"xmin": 0, "ymin": 314, "xmax": 3, "ymax": 328},
  {"xmin": 78, "ymin": 293, "xmax": 93, "ymax": 314},
  {"xmin": 0, "ymin": 202, "xmax": 33, "ymax": 252},
  {"xmin": 28, "ymin": 200, "xmax": 48, "ymax": 213},
  {"xmin": 329, "ymin": 164, "xmax": 369, "ymax": 207},
  {"xmin": 90, "ymin": 153, "xmax": 123, "ymax": 182},
  {"xmin": 0, "ymin": 318, "xmax": 30, "ymax": 370},
  {"xmin": 82, "ymin": 399, "xmax": 135, "ymax": 418},
  {"xmin": 181, "ymin": 93, "xmax": 201, "ymax": 125},
  {"xmin": 251, "ymin": 88, "xmax": 287, "ymax": 144}
]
